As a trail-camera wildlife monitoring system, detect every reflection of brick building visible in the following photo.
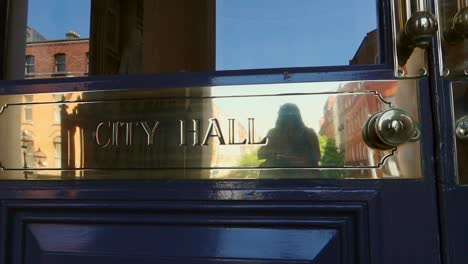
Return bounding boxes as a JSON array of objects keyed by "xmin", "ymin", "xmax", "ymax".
[
  {"xmin": 319, "ymin": 29, "xmax": 396, "ymax": 171},
  {"xmin": 319, "ymin": 95, "xmax": 344, "ymax": 149},
  {"xmin": 344, "ymin": 28, "xmax": 395, "ymax": 167},
  {"xmin": 25, "ymin": 30, "xmax": 89, "ymax": 79},
  {"xmin": 319, "ymin": 96, "xmax": 337, "ymax": 139},
  {"xmin": 18, "ymin": 93, "xmax": 82, "ymax": 178},
  {"xmin": 18, "ymin": 30, "xmax": 89, "ymax": 178},
  {"xmin": 340, "ymin": 81, "xmax": 397, "ymax": 167},
  {"xmin": 350, "ymin": 29, "xmax": 379, "ymax": 65}
]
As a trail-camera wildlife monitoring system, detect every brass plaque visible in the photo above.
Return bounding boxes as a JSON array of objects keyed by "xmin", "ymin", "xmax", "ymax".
[{"xmin": 0, "ymin": 80, "xmax": 422, "ymax": 179}]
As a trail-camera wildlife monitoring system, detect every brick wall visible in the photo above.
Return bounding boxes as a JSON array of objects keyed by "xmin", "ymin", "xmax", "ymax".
[{"xmin": 25, "ymin": 39, "xmax": 89, "ymax": 78}]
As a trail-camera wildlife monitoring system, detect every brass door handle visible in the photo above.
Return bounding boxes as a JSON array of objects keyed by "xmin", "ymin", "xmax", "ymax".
[
  {"xmin": 435, "ymin": 0, "xmax": 468, "ymax": 77},
  {"xmin": 363, "ymin": 109, "xmax": 421, "ymax": 150},
  {"xmin": 403, "ymin": 0, "xmax": 439, "ymax": 48},
  {"xmin": 456, "ymin": 116, "xmax": 468, "ymax": 140},
  {"xmin": 391, "ymin": 0, "xmax": 438, "ymax": 77}
]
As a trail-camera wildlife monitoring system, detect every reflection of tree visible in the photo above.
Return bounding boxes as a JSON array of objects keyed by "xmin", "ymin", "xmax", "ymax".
[
  {"xmin": 226, "ymin": 149, "xmax": 265, "ymax": 179},
  {"xmin": 319, "ymin": 136, "xmax": 344, "ymax": 178}
]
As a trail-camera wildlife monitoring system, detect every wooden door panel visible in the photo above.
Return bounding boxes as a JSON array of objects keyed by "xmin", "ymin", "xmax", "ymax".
[
  {"xmin": 0, "ymin": 68, "xmax": 440, "ymax": 264},
  {"xmin": 5, "ymin": 198, "xmax": 374, "ymax": 264},
  {"xmin": 24, "ymin": 224, "xmax": 340, "ymax": 264},
  {"xmin": 31, "ymin": 255, "xmax": 315, "ymax": 264}
]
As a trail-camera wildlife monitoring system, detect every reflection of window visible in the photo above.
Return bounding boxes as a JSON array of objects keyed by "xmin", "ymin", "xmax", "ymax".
[
  {"xmin": 53, "ymin": 137, "xmax": 61, "ymax": 167},
  {"xmin": 22, "ymin": 130, "xmax": 35, "ymax": 168},
  {"xmin": 86, "ymin": 52, "xmax": 89, "ymax": 73},
  {"xmin": 24, "ymin": 141, "xmax": 35, "ymax": 168},
  {"xmin": 25, "ymin": 55, "xmax": 35, "ymax": 74},
  {"xmin": 24, "ymin": 95, "xmax": 33, "ymax": 122},
  {"xmin": 53, "ymin": 95, "xmax": 62, "ymax": 123},
  {"xmin": 55, "ymin": 54, "xmax": 66, "ymax": 72}
]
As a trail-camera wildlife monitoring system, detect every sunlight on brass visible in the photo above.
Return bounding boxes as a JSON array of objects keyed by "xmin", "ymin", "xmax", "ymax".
[{"xmin": 0, "ymin": 80, "xmax": 422, "ymax": 180}]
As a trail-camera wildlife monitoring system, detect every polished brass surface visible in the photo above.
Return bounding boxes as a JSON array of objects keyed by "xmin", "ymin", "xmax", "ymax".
[
  {"xmin": 456, "ymin": 116, "xmax": 468, "ymax": 140},
  {"xmin": 405, "ymin": 11, "xmax": 438, "ymax": 47},
  {"xmin": 0, "ymin": 80, "xmax": 422, "ymax": 180},
  {"xmin": 436, "ymin": 0, "xmax": 468, "ymax": 77},
  {"xmin": 391, "ymin": 0, "xmax": 437, "ymax": 77},
  {"xmin": 452, "ymin": 82, "xmax": 468, "ymax": 184},
  {"xmin": 362, "ymin": 109, "xmax": 419, "ymax": 150}
]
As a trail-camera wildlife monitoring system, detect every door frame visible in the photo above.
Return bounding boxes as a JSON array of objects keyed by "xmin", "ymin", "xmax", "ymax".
[{"xmin": 0, "ymin": 0, "xmax": 445, "ymax": 263}]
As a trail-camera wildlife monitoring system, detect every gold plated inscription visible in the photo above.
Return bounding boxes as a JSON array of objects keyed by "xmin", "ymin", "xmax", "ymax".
[
  {"xmin": 95, "ymin": 118, "xmax": 268, "ymax": 148},
  {"xmin": 93, "ymin": 121, "xmax": 160, "ymax": 147}
]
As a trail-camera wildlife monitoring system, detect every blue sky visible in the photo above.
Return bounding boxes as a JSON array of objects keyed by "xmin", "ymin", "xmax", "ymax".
[
  {"xmin": 27, "ymin": 0, "xmax": 91, "ymax": 39},
  {"xmin": 217, "ymin": 0, "xmax": 377, "ymax": 69},
  {"xmin": 27, "ymin": 0, "xmax": 377, "ymax": 69}
]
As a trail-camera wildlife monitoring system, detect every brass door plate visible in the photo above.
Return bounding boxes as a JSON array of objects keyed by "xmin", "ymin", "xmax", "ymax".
[
  {"xmin": 435, "ymin": 0, "xmax": 468, "ymax": 78},
  {"xmin": 0, "ymin": 80, "xmax": 422, "ymax": 180}
]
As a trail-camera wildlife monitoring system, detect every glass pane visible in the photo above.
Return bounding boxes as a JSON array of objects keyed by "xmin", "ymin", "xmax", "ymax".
[
  {"xmin": 54, "ymin": 54, "xmax": 66, "ymax": 73},
  {"xmin": 25, "ymin": 55, "xmax": 35, "ymax": 74},
  {"xmin": 0, "ymin": 80, "xmax": 422, "ymax": 180},
  {"xmin": 6, "ymin": 0, "xmax": 379, "ymax": 80},
  {"xmin": 216, "ymin": 0, "xmax": 379, "ymax": 70}
]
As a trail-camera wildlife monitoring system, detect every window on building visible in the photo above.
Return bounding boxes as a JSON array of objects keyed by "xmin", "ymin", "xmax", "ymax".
[
  {"xmin": 25, "ymin": 55, "xmax": 35, "ymax": 74},
  {"xmin": 55, "ymin": 54, "xmax": 66, "ymax": 72},
  {"xmin": 86, "ymin": 52, "xmax": 89, "ymax": 74},
  {"xmin": 24, "ymin": 95, "xmax": 33, "ymax": 122},
  {"xmin": 21, "ymin": 130, "xmax": 35, "ymax": 168},
  {"xmin": 24, "ymin": 141, "xmax": 35, "ymax": 168}
]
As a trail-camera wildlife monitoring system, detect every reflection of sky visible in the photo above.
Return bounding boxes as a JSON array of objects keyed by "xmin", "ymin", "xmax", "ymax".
[
  {"xmin": 217, "ymin": 0, "xmax": 377, "ymax": 69},
  {"xmin": 27, "ymin": 0, "xmax": 376, "ymax": 68},
  {"xmin": 26, "ymin": 1, "xmax": 376, "ymax": 135},
  {"xmin": 212, "ymin": 82, "xmax": 342, "ymax": 135},
  {"xmin": 27, "ymin": 0, "xmax": 91, "ymax": 39}
]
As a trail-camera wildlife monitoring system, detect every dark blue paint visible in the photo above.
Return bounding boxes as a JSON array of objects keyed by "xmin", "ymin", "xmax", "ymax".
[
  {"xmin": 26, "ymin": 224, "xmax": 337, "ymax": 260},
  {"xmin": 378, "ymin": 0, "xmax": 394, "ymax": 65},
  {"xmin": 432, "ymin": 78, "xmax": 468, "ymax": 264},
  {"xmin": 0, "ymin": 69, "xmax": 440, "ymax": 264},
  {"xmin": 0, "ymin": 0, "xmax": 7, "ymax": 80},
  {"xmin": 0, "ymin": 65, "xmax": 394, "ymax": 95},
  {"xmin": 0, "ymin": 0, "xmax": 446, "ymax": 263},
  {"xmin": 7, "ymin": 197, "xmax": 373, "ymax": 263}
]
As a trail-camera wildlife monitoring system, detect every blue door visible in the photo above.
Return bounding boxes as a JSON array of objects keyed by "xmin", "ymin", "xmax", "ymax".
[{"xmin": 0, "ymin": 0, "xmax": 466, "ymax": 263}]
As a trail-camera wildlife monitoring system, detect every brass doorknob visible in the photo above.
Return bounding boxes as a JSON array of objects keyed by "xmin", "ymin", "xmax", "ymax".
[
  {"xmin": 405, "ymin": 11, "xmax": 439, "ymax": 47},
  {"xmin": 395, "ymin": 0, "xmax": 438, "ymax": 66},
  {"xmin": 456, "ymin": 116, "xmax": 468, "ymax": 140},
  {"xmin": 363, "ymin": 109, "xmax": 420, "ymax": 150}
]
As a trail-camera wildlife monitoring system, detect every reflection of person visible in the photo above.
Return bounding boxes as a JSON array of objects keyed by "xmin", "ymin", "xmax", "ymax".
[{"xmin": 258, "ymin": 103, "xmax": 321, "ymax": 178}]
